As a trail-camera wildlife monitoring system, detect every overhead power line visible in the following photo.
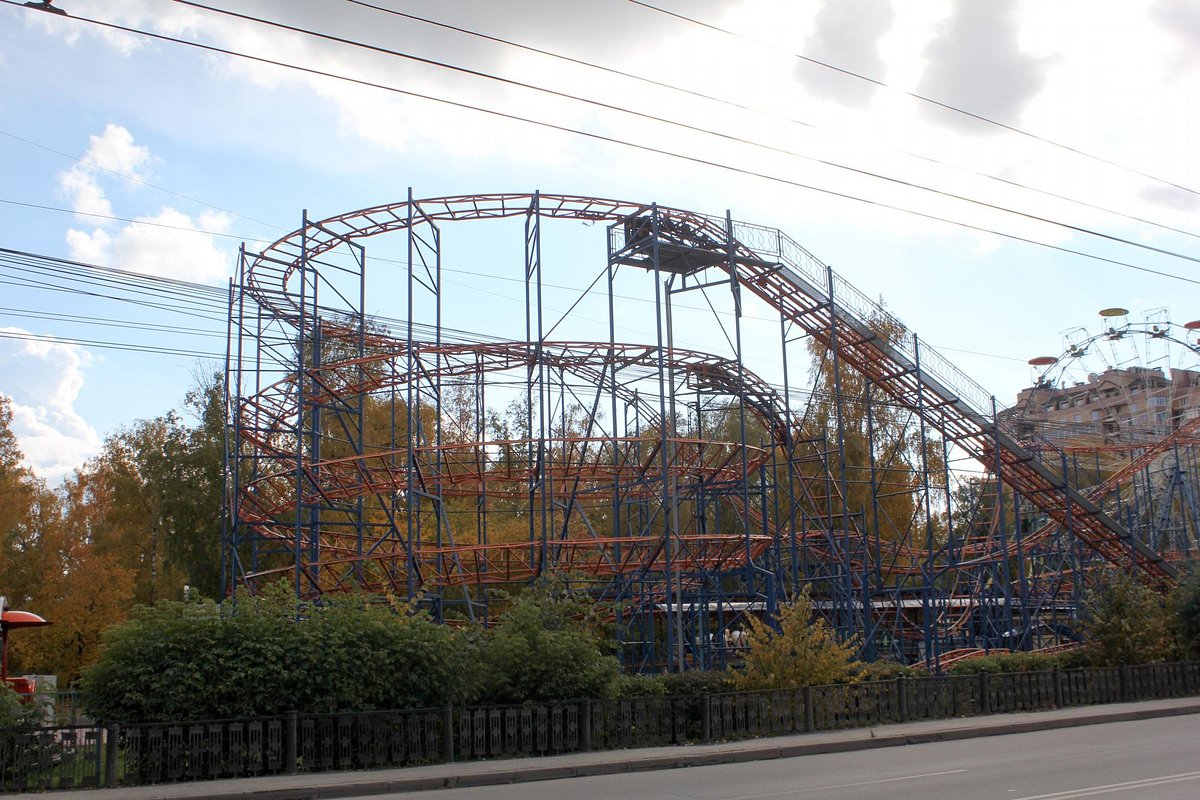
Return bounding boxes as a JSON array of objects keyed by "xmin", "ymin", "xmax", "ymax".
[
  {"xmin": 628, "ymin": 0, "xmax": 1200, "ymax": 199},
  {"xmin": 343, "ymin": 0, "xmax": 1200, "ymax": 244},
  {"xmin": 173, "ymin": 0, "xmax": 1200, "ymax": 272},
  {"xmin": 4, "ymin": 2, "xmax": 1198, "ymax": 288},
  {"xmin": 0, "ymin": 128, "xmax": 285, "ymax": 233},
  {"xmin": 0, "ymin": 328, "xmax": 225, "ymax": 360},
  {"xmin": 0, "ymin": 198, "xmax": 275, "ymax": 244}
]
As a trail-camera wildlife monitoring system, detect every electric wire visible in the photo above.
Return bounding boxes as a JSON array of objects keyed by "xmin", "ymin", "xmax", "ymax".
[
  {"xmin": 343, "ymin": 0, "xmax": 1200, "ymax": 244},
  {"xmin": 0, "ymin": 199, "xmax": 277, "ymax": 244},
  {"xmin": 0, "ymin": 328, "xmax": 224, "ymax": 359},
  {"xmin": 629, "ymin": 0, "xmax": 1200, "ymax": 199},
  {"xmin": 173, "ymin": 0, "xmax": 1200, "ymax": 271},
  {"xmin": 0, "ymin": 248, "xmax": 940, "ymax": 412},
  {"xmin": 0, "ymin": 129, "xmax": 285, "ymax": 234},
  {"xmin": 5, "ymin": 0, "xmax": 1196, "ymax": 287},
  {"xmin": 6, "ymin": 264, "xmax": 1157, "ymax": 444}
]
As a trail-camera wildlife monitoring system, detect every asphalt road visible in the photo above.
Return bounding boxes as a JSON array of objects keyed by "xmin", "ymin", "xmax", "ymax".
[{"xmin": 365, "ymin": 714, "xmax": 1200, "ymax": 800}]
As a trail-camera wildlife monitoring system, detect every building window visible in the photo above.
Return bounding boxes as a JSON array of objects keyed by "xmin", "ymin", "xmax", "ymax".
[
  {"xmin": 1091, "ymin": 410, "xmax": 1100, "ymax": 421},
  {"xmin": 1151, "ymin": 396, "xmax": 1168, "ymax": 407}
]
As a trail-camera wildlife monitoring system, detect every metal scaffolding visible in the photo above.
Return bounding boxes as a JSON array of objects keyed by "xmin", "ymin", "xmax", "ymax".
[{"xmin": 224, "ymin": 192, "xmax": 1199, "ymax": 671}]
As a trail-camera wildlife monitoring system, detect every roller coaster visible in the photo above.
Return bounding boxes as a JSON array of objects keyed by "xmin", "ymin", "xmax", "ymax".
[{"xmin": 223, "ymin": 192, "xmax": 1200, "ymax": 671}]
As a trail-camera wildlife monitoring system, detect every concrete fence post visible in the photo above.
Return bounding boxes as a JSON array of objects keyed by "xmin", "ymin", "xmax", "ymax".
[
  {"xmin": 285, "ymin": 711, "xmax": 298, "ymax": 775},
  {"xmin": 582, "ymin": 700, "xmax": 592, "ymax": 751},
  {"xmin": 104, "ymin": 723, "xmax": 119, "ymax": 787},
  {"xmin": 442, "ymin": 705, "xmax": 454, "ymax": 763}
]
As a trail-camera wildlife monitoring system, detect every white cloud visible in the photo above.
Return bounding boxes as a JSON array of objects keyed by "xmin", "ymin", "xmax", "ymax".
[
  {"xmin": 60, "ymin": 125, "xmax": 232, "ymax": 283},
  {"xmin": 0, "ymin": 328, "xmax": 99, "ymax": 483},
  {"xmin": 58, "ymin": 166, "xmax": 112, "ymax": 219},
  {"xmin": 67, "ymin": 207, "xmax": 232, "ymax": 284},
  {"xmin": 58, "ymin": 123, "xmax": 151, "ymax": 222}
]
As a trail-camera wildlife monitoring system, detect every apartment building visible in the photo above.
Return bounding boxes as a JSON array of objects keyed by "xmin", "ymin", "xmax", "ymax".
[{"xmin": 1007, "ymin": 366, "xmax": 1200, "ymax": 443}]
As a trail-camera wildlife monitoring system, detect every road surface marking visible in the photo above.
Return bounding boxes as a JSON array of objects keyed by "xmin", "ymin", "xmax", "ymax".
[
  {"xmin": 728, "ymin": 768, "xmax": 968, "ymax": 800},
  {"xmin": 1013, "ymin": 770, "xmax": 1200, "ymax": 799}
]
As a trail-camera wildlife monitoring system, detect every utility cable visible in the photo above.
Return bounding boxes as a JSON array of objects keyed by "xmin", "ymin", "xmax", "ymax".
[
  {"xmin": 0, "ymin": 305, "xmax": 226, "ymax": 337},
  {"xmin": 0, "ymin": 199, "xmax": 276, "ymax": 244},
  {"xmin": 0, "ymin": 328, "xmax": 225, "ymax": 359},
  {"xmin": 0, "ymin": 129, "xmax": 285, "ymax": 233},
  {"xmin": 629, "ymin": 0, "xmax": 1200, "ymax": 199},
  {"xmin": 5, "ymin": 1, "xmax": 1198, "ymax": 286},
  {"xmin": 173, "ymin": 0, "xmax": 1200, "ymax": 270},
  {"xmin": 344, "ymin": 0, "xmax": 1200, "ymax": 243}
]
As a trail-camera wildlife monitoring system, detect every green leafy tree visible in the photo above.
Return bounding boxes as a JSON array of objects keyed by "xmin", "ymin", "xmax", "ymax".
[
  {"xmin": 1170, "ymin": 563, "xmax": 1200, "ymax": 660},
  {"xmin": 733, "ymin": 586, "xmax": 860, "ymax": 689},
  {"xmin": 1079, "ymin": 571, "xmax": 1175, "ymax": 666}
]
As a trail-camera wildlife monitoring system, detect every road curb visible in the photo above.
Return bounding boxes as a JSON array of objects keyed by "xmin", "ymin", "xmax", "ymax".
[
  {"xmin": 16, "ymin": 701, "xmax": 1200, "ymax": 800},
  {"xmin": 373, "ymin": 702, "xmax": 1200, "ymax": 798}
]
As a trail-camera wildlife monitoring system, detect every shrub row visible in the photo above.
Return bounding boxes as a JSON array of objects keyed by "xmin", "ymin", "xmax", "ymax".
[{"xmin": 81, "ymin": 586, "xmax": 617, "ymax": 723}]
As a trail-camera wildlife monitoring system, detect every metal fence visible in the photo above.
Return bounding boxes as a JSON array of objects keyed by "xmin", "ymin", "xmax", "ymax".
[{"xmin": 3, "ymin": 662, "xmax": 1197, "ymax": 792}]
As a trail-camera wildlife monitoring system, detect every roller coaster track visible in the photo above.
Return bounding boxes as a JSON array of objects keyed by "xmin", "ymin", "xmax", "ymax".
[
  {"xmin": 237, "ymin": 193, "xmax": 1177, "ymax": 592},
  {"xmin": 965, "ymin": 413, "xmax": 1200, "ymax": 559},
  {"xmin": 610, "ymin": 206, "xmax": 1179, "ymax": 584}
]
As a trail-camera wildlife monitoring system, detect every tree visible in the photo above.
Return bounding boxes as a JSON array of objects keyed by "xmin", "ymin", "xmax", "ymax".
[
  {"xmin": 1170, "ymin": 563, "xmax": 1200, "ymax": 660},
  {"xmin": 8, "ymin": 474, "xmax": 135, "ymax": 681},
  {"xmin": 1079, "ymin": 571, "xmax": 1175, "ymax": 666},
  {"xmin": 732, "ymin": 586, "xmax": 860, "ymax": 689},
  {"xmin": 68, "ymin": 373, "xmax": 225, "ymax": 604},
  {"xmin": 0, "ymin": 397, "xmax": 137, "ymax": 682},
  {"xmin": 0, "ymin": 396, "xmax": 43, "ymax": 604},
  {"xmin": 794, "ymin": 309, "xmax": 947, "ymax": 555}
]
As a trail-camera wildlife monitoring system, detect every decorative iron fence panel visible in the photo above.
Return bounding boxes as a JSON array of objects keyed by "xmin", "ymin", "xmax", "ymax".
[
  {"xmin": 456, "ymin": 702, "xmax": 582, "ymax": 759},
  {"xmin": 904, "ymin": 675, "xmax": 980, "ymax": 720},
  {"xmin": 0, "ymin": 725, "xmax": 104, "ymax": 792},
  {"xmin": 989, "ymin": 670, "xmax": 1057, "ymax": 713},
  {"xmin": 1060, "ymin": 667, "xmax": 1122, "ymax": 706},
  {"xmin": 708, "ymin": 689, "xmax": 803, "ymax": 740},
  {"xmin": 120, "ymin": 716, "xmax": 288, "ymax": 784},
  {"xmin": 592, "ymin": 697, "xmax": 688, "ymax": 750}
]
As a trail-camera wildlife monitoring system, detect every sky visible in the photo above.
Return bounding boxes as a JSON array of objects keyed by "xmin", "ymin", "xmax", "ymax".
[{"xmin": 1, "ymin": 0, "xmax": 1199, "ymax": 484}]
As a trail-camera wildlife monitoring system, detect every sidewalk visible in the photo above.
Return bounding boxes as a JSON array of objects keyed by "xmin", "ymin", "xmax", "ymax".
[{"xmin": 18, "ymin": 697, "xmax": 1200, "ymax": 800}]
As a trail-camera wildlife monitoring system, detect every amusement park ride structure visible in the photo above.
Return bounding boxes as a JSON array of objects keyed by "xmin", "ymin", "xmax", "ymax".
[{"xmin": 223, "ymin": 192, "xmax": 1200, "ymax": 671}]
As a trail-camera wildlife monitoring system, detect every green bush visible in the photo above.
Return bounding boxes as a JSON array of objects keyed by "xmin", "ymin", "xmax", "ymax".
[
  {"xmin": 948, "ymin": 651, "xmax": 1067, "ymax": 675},
  {"xmin": 480, "ymin": 588, "xmax": 620, "ymax": 704},
  {"xmin": 610, "ymin": 674, "xmax": 667, "ymax": 698},
  {"xmin": 81, "ymin": 589, "xmax": 480, "ymax": 722},
  {"xmin": 660, "ymin": 669, "xmax": 733, "ymax": 696},
  {"xmin": 732, "ymin": 588, "xmax": 860, "ymax": 690},
  {"xmin": 852, "ymin": 660, "xmax": 920, "ymax": 681}
]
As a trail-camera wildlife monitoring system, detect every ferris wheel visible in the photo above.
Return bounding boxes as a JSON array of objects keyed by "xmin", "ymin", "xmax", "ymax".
[{"xmin": 1013, "ymin": 307, "xmax": 1200, "ymax": 450}]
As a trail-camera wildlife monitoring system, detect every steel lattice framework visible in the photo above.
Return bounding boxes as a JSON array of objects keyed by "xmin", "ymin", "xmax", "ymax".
[{"xmin": 224, "ymin": 192, "xmax": 1196, "ymax": 671}]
